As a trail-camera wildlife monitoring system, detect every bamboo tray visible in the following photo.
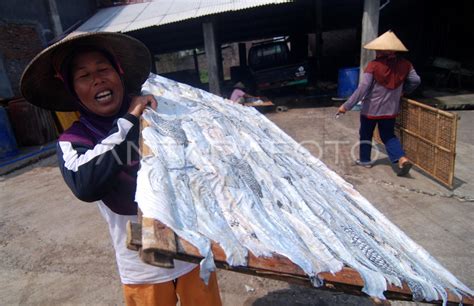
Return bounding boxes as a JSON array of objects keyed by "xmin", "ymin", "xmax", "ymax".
[{"xmin": 374, "ymin": 98, "xmax": 458, "ymax": 188}]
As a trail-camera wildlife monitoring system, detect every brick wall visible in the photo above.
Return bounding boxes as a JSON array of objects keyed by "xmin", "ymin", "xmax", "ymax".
[{"xmin": 0, "ymin": 23, "xmax": 44, "ymax": 97}]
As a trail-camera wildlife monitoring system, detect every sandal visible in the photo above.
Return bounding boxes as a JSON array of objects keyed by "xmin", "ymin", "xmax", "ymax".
[
  {"xmin": 355, "ymin": 159, "xmax": 373, "ymax": 168},
  {"xmin": 396, "ymin": 160, "xmax": 413, "ymax": 176}
]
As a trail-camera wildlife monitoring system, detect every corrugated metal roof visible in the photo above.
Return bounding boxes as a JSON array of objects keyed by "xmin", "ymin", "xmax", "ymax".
[{"xmin": 76, "ymin": 0, "xmax": 292, "ymax": 33}]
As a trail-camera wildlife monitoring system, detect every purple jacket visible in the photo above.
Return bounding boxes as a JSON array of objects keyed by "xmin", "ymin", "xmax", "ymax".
[
  {"xmin": 56, "ymin": 113, "xmax": 140, "ymax": 215},
  {"xmin": 343, "ymin": 68, "xmax": 421, "ymax": 118}
]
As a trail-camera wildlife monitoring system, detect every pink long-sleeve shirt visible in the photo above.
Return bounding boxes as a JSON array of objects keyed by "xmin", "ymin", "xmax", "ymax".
[{"xmin": 343, "ymin": 68, "xmax": 421, "ymax": 119}]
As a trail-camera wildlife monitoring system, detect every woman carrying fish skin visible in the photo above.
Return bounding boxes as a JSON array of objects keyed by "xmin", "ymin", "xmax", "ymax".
[
  {"xmin": 20, "ymin": 32, "xmax": 221, "ymax": 306},
  {"xmin": 337, "ymin": 31, "xmax": 421, "ymax": 176}
]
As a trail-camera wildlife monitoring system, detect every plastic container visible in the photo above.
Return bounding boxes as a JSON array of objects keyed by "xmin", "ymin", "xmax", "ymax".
[
  {"xmin": 337, "ymin": 67, "xmax": 360, "ymax": 98},
  {"xmin": 0, "ymin": 106, "xmax": 19, "ymax": 159}
]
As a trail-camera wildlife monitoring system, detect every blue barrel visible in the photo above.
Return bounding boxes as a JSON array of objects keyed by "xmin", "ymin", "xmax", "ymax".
[
  {"xmin": 337, "ymin": 67, "xmax": 360, "ymax": 98},
  {"xmin": 0, "ymin": 106, "xmax": 18, "ymax": 159}
]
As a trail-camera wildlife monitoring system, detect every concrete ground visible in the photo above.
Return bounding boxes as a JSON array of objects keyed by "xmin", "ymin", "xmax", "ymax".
[{"xmin": 0, "ymin": 106, "xmax": 472, "ymax": 305}]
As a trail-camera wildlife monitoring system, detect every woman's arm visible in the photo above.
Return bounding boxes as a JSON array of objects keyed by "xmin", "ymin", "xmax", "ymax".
[
  {"xmin": 403, "ymin": 68, "xmax": 421, "ymax": 94},
  {"xmin": 57, "ymin": 95, "xmax": 157, "ymax": 202},
  {"xmin": 57, "ymin": 114, "xmax": 139, "ymax": 202},
  {"xmin": 341, "ymin": 72, "xmax": 374, "ymax": 112}
]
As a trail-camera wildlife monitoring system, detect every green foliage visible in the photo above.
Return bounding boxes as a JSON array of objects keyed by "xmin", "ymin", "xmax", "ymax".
[{"xmin": 200, "ymin": 70, "xmax": 208, "ymax": 83}]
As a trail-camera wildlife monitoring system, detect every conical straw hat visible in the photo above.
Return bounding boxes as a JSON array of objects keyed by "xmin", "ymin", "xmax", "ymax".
[
  {"xmin": 20, "ymin": 31, "xmax": 151, "ymax": 111},
  {"xmin": 363, "ymin": 30, "xmax": 408, "ymax": 52},
  {"xmin": 233, "ymin": 82, "xmax": 246, "ymax": 89}
]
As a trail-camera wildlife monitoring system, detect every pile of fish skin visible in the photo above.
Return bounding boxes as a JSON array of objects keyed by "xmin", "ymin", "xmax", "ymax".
[{"xmin": 136, "ymin": 74, "xmax": 473, "ymax": 304}]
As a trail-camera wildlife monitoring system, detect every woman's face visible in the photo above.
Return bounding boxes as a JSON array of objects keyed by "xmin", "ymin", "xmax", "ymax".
[{"xmin": 71, "ymin": 51, "xmax": 124, "ymax": 116}]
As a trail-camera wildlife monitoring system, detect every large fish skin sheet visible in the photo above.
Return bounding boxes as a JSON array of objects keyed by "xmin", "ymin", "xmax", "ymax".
[
  {"xmin": 250, "ymin": 117, "xmax": 466, "ymax": 300},
  {"xmin": 187, "ymin": 122, "xmax": 274, "ymax": 257},
  {"xmin": 199, "ymin": 117, "xmax": 333, "ymax": 280},
  {"xmin": 239, "ymin": 135, "xmax": 344, "ymax": 274},
  {"xmin": 181, "ymin": 120, "xmax": 248, "ymax": 266},
  {"xmin": 138, "ymin": 131, "xmax": 215, "ymax": 282},
  {"xmin": 136, "ymin": 74, "xmax": 474, "ymax": 304}
]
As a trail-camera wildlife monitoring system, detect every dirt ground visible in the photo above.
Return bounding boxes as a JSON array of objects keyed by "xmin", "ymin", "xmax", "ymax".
[{"xmin": 1, "ymin": 106, "xmax": 472, "ymax": 305}]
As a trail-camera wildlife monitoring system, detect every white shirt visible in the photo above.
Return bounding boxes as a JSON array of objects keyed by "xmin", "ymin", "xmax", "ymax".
[{"xmin": 97, "ymin": 201, "xmax": 197, "ymax": 284}]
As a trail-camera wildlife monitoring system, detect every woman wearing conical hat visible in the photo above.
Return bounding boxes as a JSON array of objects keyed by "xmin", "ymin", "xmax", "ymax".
[
  {"xmin": 20, "ymin": 32, "xmax": 222, "ymax": 305},
  {"xmin": 229, "ymin": 81, "xmax": 256, "ymax": 104},
  {"xmin": 338, "ymin": 30, "xmax": 421, "ymax": 176}
]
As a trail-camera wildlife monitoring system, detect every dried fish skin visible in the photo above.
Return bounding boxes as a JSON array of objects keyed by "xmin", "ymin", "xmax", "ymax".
[
  {"xmin": 136, "ymin": 145, "xmax": 215, "ymax": 283},
  {"xmin": 181, "ymin": 120, "xmax": 270, "ymax": 262},
  {"xmin": 182, "ymin": 124, "xmax": 249, "ymax": 266},
  {"xmin": 142, "ymin": 112, "xmax": 188, "ymax": 146},
  {"xmin": 227, "ymin": 156, "xmax": 263, "ymax": 199},
  {"xmin": 137, "ymin": 74, "xmax": 474, "ymax": 304},
  {"xmin": 142, "ymin": 127, "xmax": 186, "ymax": 171}
]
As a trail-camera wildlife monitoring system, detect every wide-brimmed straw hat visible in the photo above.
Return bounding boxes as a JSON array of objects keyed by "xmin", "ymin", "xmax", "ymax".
[
  {"xmin": 233, "ymin": 82, "xmax": 246, "ymax": 89},
  {"xmin": 363, "ymin": 30, "xmax": 408, "ymax": 52},
  {"xmin": 20, "ymin": 31, "xmax": 151, "ymax": 111}
]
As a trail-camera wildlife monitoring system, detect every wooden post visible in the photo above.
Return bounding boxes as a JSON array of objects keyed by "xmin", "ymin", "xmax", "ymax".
[
  {"xmin": 289, "ymin": 34, "xmax": 308, "ymax": 62},
  {"xmin": 238, "ymin": 43, "xmax": 247, "ymax": 67},
  {"xmin": 203, "ymin": 19, "xmax": 222, "ymax": 95},
  {"xmin": 150, "ymin": 54, "xmax": 157, "ymax": 74},
  {"xmin": 46, "ymin": 0, "xmax": 63, "ymax": 38},
  {"xmin": 0, "ymin": 53, "xmax": 13, "ymax": 98},
  {"xmin": 314, "ymin": 0, "xmax": 323, "ymax": 77},
  {"xmin": 359, "ymin": 0, "xmax": 380, "ymax": 80},
  {"xmin": 193, "ymin": 49, "xmax": 200, "ymax": 81}
]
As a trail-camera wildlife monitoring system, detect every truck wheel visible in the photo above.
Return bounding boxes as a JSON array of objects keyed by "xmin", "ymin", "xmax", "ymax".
[{"xmin": 276, "ymin": 106, "xmax": 289, "ymax": 112}]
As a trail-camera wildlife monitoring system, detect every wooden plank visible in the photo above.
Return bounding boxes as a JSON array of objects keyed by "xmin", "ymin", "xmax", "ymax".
[
  {"xmin": 404, "ymin": 98, "xmax": 456, "ymax": 118},
  {"xmin": 132, "ymin": 221, "xmax": 474, "ymax": 305},
  {"xmin": 174, "ymin": 234, "xmax": 373, "ymax": 291},
  {"xmin": 125, "ymin": 221, "xmax": 141, "ymax": 251},
  {"xmin": 244, "ymin": 101, "xmax": 275, "ymax": 107},
  {"xmin": 126, "ymin": 218, "xmax": 175, "ymax": 268},
  {"xmin": 434, "ymin": 113, "xmax": 440, "ymax": 177},
  {"xmin": 139, "ymin": 248, "xmax": 175, "ymax": 269},
  {"xmin": 449, "ymin": 113, "xmax": 458, "ymax": 187},
  {"xmin": 141, "ymin": 217, "xmax": 177, "ymax": 257}
]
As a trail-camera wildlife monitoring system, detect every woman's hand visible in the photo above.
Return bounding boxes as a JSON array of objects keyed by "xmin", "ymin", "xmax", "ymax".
[
  {"xmin": 128, "ymin": 95, "xmax": 158, "ymax": 117},
  {"xmin": 337, "ymin": 105, "xmax": 347, "ymax": 114}
]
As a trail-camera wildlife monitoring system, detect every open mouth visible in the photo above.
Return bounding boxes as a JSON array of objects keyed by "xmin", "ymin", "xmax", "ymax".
[{"xmin": 95, "ymin": 90, "xmax": 113, "ymax": 103}]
